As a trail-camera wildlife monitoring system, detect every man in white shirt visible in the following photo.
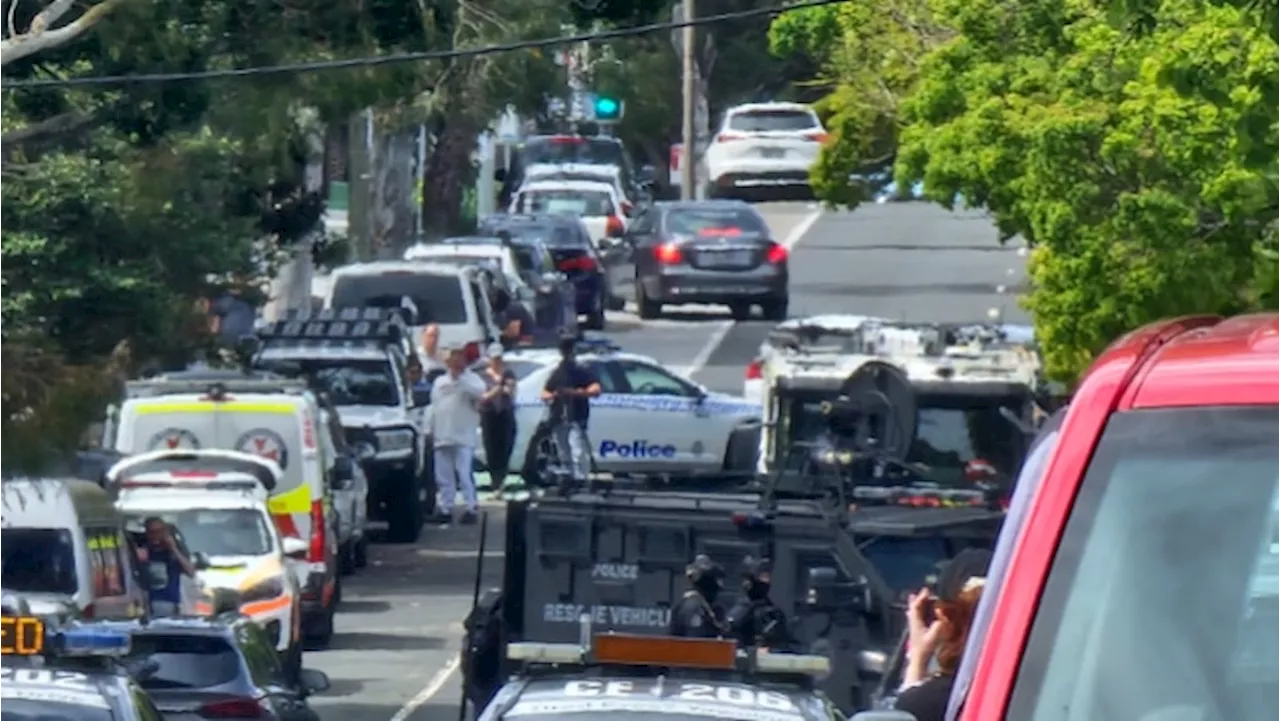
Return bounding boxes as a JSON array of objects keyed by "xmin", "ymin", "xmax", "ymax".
[{"xmin": 428, "ymin": 346, "xmax": 486, "ymax": 525}]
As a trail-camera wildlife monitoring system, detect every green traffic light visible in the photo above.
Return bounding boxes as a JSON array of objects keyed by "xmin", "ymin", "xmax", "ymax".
[{"xmin": 594, "ymin": 97, "xmax": 620, "ymax": 118}]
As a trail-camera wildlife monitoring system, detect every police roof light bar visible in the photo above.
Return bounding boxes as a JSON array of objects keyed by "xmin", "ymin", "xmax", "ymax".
[
  {"xmin": 1, "ymin": 616, "xmax": 133, "ymax": 659},
  {"xmin": 505, "ymin": 634, "xmax": 832, "ymax": 678},
  {"xmin": 124, "ymin": 377, "xmax": 308, "ymax": 399}
]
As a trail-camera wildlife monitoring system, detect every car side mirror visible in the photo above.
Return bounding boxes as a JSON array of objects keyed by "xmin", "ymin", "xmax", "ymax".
[
  {"xmin": 332, "ymin": 456, "xmax": 355, "ymax": 489},
  {"xmin": 806, "ymin": 567, "xmax": 871, "ymax": 612},
  {"xmin": 297, "ymin": 668, "xmax": 330, "ymax": 697},
  {"xmin": 636, "ymin": 164, "xmax": 656, "ymax": 186},
  {"xmin": 191, "ymin": 552, "xmax": 211, "ymax": 571},
  {"xmin": 412, "ymin": 389, "xmax": 432, "ymax": 408},
  {"xmin": 281, "ymin": 536, "xmax": 309, "ymax": 559}
]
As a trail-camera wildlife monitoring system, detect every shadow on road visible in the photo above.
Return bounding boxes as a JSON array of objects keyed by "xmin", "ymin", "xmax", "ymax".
[
  {"xmin": 337, "ymin": 599, "xmax": 394, "ymax": 614},
  {"xmin": 316, "ymin": 677, "xmax": 367, "ymax": 697},
  {"xmin": 327, "ymin": 631, "xmax": 450, "ymax": 652}
]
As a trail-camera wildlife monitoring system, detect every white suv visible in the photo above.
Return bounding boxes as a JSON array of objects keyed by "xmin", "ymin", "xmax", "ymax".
[{"xmin": 703, "ymin": 102, "xmax": 827, "ymax": 200}]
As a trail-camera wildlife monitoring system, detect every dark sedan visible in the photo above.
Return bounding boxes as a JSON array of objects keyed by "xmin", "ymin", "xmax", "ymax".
[
  {"xmin": 478, "ymin": 213, "xmax": 623, "ymax": 330},
  {"xmin": 602, "ymin": 200, "xmax": 790, "ymax": 321}
]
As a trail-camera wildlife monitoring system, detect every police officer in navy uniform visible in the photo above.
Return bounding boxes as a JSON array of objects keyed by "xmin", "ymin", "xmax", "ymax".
[
  {"xmin": 727, "ymin": 557, "xmax": 792, "ymax": 649},
  {"xmin": 668, "ymin": 554, "xmax": 728, "ymax": 638}
]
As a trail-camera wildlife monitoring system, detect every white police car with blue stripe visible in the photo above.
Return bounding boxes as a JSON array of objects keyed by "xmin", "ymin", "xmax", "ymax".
[{"xmin": 474, "ymin": 341, "xmax": 762, "ymax": 484}]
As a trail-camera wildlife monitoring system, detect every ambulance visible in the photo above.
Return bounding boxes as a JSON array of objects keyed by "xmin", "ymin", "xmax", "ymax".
[
  {"xmin": 107, "ymin": 376, "xmax": 341, "ymax": 645},
  {"xmin": 107, "ymin": 449, "xmax": 307, "ymax": 675}
]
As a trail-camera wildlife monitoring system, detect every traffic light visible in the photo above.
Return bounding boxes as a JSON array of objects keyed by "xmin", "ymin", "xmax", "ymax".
[{"xmin": 591, "ymin": 95, "xmax": 624, "ymax": 123}]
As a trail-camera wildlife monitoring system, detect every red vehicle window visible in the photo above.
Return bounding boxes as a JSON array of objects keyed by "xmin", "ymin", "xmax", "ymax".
[{"xmin": 1005, "ymin": 406, "xmax": 1278, "ymax": 721}]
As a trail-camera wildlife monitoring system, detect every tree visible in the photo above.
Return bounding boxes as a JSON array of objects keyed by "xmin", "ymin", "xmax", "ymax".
[
  {"xmin": 0, "ymin": 0, "xmax": 124, "ymax": 66},
  {"xmin": 895, "ymin": 0, "xmax": 1278, "ymax": 381},
  {"xmin": 768, "ymin": 0, "xmax": 950, "ymax": 204}
]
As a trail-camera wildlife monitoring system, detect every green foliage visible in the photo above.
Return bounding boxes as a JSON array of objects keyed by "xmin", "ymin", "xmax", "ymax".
[
  {"xmin": 768, "ymin": 0, "xmax": 950, "ymax": 203},
  {"xmin": 896, "ymin": 0, "xmax": 1278, "ymax": 381}
]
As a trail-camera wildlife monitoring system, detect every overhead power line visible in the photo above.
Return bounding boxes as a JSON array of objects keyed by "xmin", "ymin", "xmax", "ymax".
[{"xmin": 3, "ymin": 0, "xmax": 845, "ymax": 90}]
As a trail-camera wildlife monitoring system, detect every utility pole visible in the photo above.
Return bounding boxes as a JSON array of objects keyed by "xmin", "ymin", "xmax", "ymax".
[{"xmin": 679, "ymin": 0, "xmax": 696, "ymax": 200}]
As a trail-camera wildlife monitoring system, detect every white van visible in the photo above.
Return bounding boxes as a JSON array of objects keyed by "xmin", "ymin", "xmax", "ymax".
[
  {"xmin": 109, "ymin": 377, "xmax": 342, "ymax": 644},
  {"xmin": 1, "ymin": 478, "xmax": 152, "ymax": 620},
  {"xmin": 109, "ymin": 450, "xmax": 307, "ymax": 674}
]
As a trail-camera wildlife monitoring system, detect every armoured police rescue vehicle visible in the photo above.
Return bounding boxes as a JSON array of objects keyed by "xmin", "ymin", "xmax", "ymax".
[
  {"xmin": 463, "ymin": 356, "xmax": 1008, "ymax": 714},
  {"xmin": 754, "ymin": 317, "xmax": 1043, "ymax": 488},
  {"xmin": 1, "ymin": 478, "xmax": 152, "ymax": 621},
  {"xmin": 473, "ymin": 623, "xmax": 841, "ymax": 721},
  {"xmin": 253, "ymin": 309, "xmax": 432, "ymax": 544},
  {"xmin": 106, "ymin": 374, "xmax": 342, "ymax": 644},
  {"xmin": 473, "ymin": 337, "xmax": 760, "ymax": 486},
  {"xmin": 106, "ymin": 450, "xmax": 307, "ymax": 674},
  {"xmin": 0, "ymin": 607, "xmax": 166, "ymax": 721}
]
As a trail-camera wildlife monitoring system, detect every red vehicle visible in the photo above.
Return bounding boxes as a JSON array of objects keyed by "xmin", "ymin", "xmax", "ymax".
[{"xmin": 859, "ymin": 314, "xmax": 1279, "ymax": 721}]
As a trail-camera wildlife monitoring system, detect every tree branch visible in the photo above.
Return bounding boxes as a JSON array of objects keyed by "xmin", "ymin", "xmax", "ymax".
[
  {"xmin": 28, "ymin": 0, "xmax": 77, "ymax": 34},
  {"xmin": 1, "ymin": 0, "xmax": 126, "ymax": 67},
  {"xmin": 0, "ymin": 111, "xmax": 95, "ymax": 153}
]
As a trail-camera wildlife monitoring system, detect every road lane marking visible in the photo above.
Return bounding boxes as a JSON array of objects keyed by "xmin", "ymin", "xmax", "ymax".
[
  {"xmin": 781, "ymin": 209, "xmax": 823, "ymax": 250},
  {"xmin": 680, "ymin": 208, "xmax": 823, "ymax": 378},
  {"xmin": 388, "ymin": 654, "xmax": 460, "ymax": 721}
]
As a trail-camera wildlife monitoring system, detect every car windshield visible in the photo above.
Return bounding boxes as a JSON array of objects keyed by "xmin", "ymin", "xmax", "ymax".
[
  {"xmin": 518, "ymin": 189, "xmax": 614, "ymax": 217},
  {"xmin": 1, "ymin": 700, "xmax": 113, "ymax": 721},
  {"xmin": 726, "ymin": 109, "xmax": 818, "ymax": 132},
  {"xmin": 307, "ymin": 360, "xmax": 400, "ymax": 407},
  {"xmin": 1008, "ymin": 405, "xmax": 1279, "ymax": 721},
  {"xmin": 127, "ymin": 509, "xmax": 273, "ymax": 557},
  {"xmin": 127, "ymin": 634, "xmax": 242, "ymax": 690},
  {"xmin": 666, "ymin": 208, "xmax": 767, "ymax": 236},
  {"xmin": 331, "ymin": 272, "xmax": 466, "ymax": 324},
  {"xmin": 1, "ymin": 528, "xmax": 78, "ymax": 595},
  {"xmin": 521, "ymin": 138, "xmax": 626, "ymax": 167},
  {"xmin": 774, "ymin": 390, "xmax": 1026, "ymax": 483}
]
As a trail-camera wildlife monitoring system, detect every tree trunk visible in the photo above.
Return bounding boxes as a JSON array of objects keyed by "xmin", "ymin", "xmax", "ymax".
[
  {"xmin": 370, "ymin": 129, "xmax": 419, "ymax": 259},
  {"xmin": 420, "ymin": 116, "xmax": 480, "ymax": 241}
]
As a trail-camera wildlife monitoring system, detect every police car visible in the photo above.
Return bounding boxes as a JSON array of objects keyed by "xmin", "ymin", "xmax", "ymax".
[
  {"xmin": 106, "ymin": 450, "xmax": 306, "ymax": 675},
  {"xmin": 474, "ymin": 339, "xmax": 761, "ymax": 485},
  {"xmin": 477, "ymin": 631, "xmax": 841, "ymax": 721},
  {"xmin": 254, "ymin": 310, "xmax": 432, "ymax": 543},
  {"xmin": 0, "ymin": 609, "xmax": 164, "ymax": 721},
  {"xmin": 752, "ymin": 317, "xmax": 1043, "ymax": 484}
]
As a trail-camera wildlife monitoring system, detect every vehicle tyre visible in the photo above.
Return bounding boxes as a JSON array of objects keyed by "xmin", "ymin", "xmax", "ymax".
[
  {"xmin": 304, "ymin": 596, "xmax": 336, "ymax": 649},
  {"xmin": 353, "ymin": 536, "xmax": 369, "ymax": 569},
  {"xmin": 584, "ymin": 294, "xmax": 606, "ymax": 330},
  {"xmin": 722, "ymin": 421, "xmax": 761, "ymax": 475},
  {"xmin": 386, "ymin": 472, "xmax": 423, "ymax": 543},
  {"xmin": 729, "ymin": 301, "xmax": 752, "ymax": 321},
  {"xmin": 635, "ymin": 278, "xmax": 662, "ymax": 320},
  {"xmin": 521, "ymin": 424, "xmax": 555, "ymax": 487},
  {"xmin": 760, "ymin": 295, "xmax": 789, "ymax": 321}
]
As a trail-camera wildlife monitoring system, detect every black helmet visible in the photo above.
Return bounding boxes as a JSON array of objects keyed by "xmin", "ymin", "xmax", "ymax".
[
  {"xmin": 686, "ymin": 554, "xmax": 724, "ymax": 584},
  {"xmin": 741, "ymin": 556, "xmax": 772, "ymax": 582}
]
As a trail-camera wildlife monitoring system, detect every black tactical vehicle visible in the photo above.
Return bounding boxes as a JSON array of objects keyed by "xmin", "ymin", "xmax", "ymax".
[{"xmin": 462, "ymin": 362, "xmax": 1015, "ymax": 714}]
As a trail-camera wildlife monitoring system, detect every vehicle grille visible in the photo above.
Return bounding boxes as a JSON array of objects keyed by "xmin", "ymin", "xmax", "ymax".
[{"xmin": 691, "ymin": 245, "xmax": 760, "ymax": 270}]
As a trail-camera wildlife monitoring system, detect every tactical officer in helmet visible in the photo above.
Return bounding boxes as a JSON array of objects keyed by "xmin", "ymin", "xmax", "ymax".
[
  {"xmin": 668, "ymin": 554, "xmax": 728, "ymax": 638},
  {"xmin": 727, "ymin": 557, "xmax": 792, "ymax": 649}
]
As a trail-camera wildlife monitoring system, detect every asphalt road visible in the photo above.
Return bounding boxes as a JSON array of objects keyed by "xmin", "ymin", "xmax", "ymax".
[{"xmin": 307, "ymin": 200, "xmax": 1028, "ymax": 721}]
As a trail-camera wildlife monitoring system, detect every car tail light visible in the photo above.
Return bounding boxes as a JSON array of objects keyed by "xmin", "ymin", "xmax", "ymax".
[
  {"xmin": 307, "ymin": 500, "xmax": 325, "ymax": 564},
  {"xmin": 464, "ymin": 341, "xmax": 481, "ymax": 363},
  {"xmin": 605, "ymin": 215, "xmax": 625, "ymax": 237},
  {"xmin": 198, "ymin": 698, "xmax": 265, "ymax": 719},
  {"xmin": 697, "ymin": 227, "xmax": 743, "ymax": 237},
  {"xmin": 766, "ymin": 243, "xmax": 788, "ymax": 264},
  {"xmin": 559, "ymin": 256, "xmax": 597, "ymax": 273},
  {"xmin": 745, "ymin": 359, "xmax": 763, "ymax": 381},
  {"xmin": 81, "ymin": 603, "xmax": 94, "ymax": 620},
  {"xmin": 549, "ymin": 136, "xmax": 583, "ymax": 145},
  {"xmin": 716, "ymin": 132, "xmax": 746, "ymax": 143},
  {"xmin": 654, "ymin": 243, "xmax": 684, "ymax": 265},
  {"xmin": 804, "ymin": 131, "xmax": 830, "ymax": 143}
]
